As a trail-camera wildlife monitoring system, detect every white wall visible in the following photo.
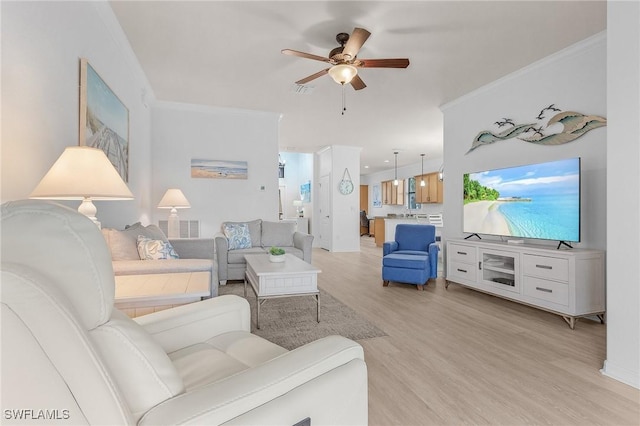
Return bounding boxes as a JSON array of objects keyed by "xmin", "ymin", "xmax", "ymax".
[
  {"xmin": 1, "ymin": 1, "xmax": 154, "ymax": 229},
  {"xmin": 314, "ymin": 145, "xmax": 361, "ymax": 252},
  {"xmin": 151, "ymin": 102, "xmax": 280, "ymax": 237},
  {"xmin": 603, "ymin": 1, "xmax": 640, "ymax": 389},
  {"xmin": 441, "ymin": 33, "xmax": 607, "ymax": 251},
  {"xmin": 361, "ymin": 157, "xmax": 444, "ymax": 218},
  {"xmin": 330, "ymin": 146, "xmax": 361, "ymax": 252}
]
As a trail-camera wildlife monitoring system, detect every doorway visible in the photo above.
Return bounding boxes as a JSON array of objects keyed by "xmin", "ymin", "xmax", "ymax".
[{"xmin": 319, "ymin": 174, "xmax": 331, "ymax": 250}]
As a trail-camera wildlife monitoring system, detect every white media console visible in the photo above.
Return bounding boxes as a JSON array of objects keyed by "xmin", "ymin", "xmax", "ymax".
[{"xmin": 445, "ymin": 239, "xmax": 605, "ymax": 329}]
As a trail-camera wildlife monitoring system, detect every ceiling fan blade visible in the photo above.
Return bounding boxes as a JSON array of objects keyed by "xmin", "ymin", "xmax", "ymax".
[
  {"xmin": 343, "ymin": 27, "xmax": 371, "ymax": 59},
  {"xmin": 281, "ymin": 49, "xmax": 333, "ymax": 64},
  {"xmin": 350, "ymin": 74, "xmax": 367, "ymax": 91},
  {"xmin": 295, "ymin": 68, "xmax": 330, "ymax": 85},
  {"xmin": 358, "ymin": 58, "xmax": 410, "ymax": 68}
]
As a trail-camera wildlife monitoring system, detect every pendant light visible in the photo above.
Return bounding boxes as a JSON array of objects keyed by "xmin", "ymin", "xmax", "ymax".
[
  {"xmin": 420, "ymin": 154, "xmax": 426, "ymax": 187},
  {"xmin": 393, "ymin": 152, "xmax": 399, "ymax": 186}
]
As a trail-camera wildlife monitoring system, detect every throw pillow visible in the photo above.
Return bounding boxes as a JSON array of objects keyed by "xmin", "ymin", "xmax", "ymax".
[
  {"xmin": 222, "ymin": 219, "xmax": 262, "ymax": 247},
  {"xmin": 124, "ymin": 222, "xmax": 168, "ymax": 242},
  {"xmin": 102, "ymin": 228, "xmax": 140, "ymax": 261},
  {"xmin": 261, "ymin": 221, "xmax": 295, "ymax": 247},
  {"xmin": 223, "ymin": 223, "xmax": 252, "ymax": 250},
  {"xmin": 136, "ymin": 235, "xmax": 179, "ymax": 260},
  {"xmin": 103, "ymin": 223, "xmax": 170, "ymax": 261}
]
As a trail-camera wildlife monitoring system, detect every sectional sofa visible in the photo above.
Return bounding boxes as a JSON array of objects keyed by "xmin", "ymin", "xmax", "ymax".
[
  {"xmin": 102, "ymin": 222, "xmax": 218, "ymax": 296},
  {"xmin": 215, "ymin": 219, "xmax": 314, "ymax": 285}
]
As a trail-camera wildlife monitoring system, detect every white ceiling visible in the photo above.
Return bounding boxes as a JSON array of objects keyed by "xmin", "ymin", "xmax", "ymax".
[{"xmin": 110, "ymin": 1, "xmax": 606, "ymax": 175}]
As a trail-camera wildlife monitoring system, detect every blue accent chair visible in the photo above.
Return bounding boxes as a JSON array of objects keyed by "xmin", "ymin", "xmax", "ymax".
[{"xmin": 382, "ymin": 224, "xmax": 439, "ymax": 290}]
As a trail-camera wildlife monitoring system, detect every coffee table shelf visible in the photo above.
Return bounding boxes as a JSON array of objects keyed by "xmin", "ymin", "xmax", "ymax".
[{"xmin": 244, "ymin": 254, "xmax": 321, "ymax": 329}]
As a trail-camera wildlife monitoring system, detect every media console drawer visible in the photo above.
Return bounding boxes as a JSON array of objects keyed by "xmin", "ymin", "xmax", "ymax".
[
  {"xmin": 448, "ymin": 260, "xmax": 476, "ymax": 282},
  {"xmin": 523, "ymin": 276, "xmax": 569, "ymax": 306},
  {"xmin": 448, "ymin": 243, "xmax": 477, "ymax": 264},
  {"xmin": 523, "ymin": 254, "xmax": 568, "ymax": 282}
]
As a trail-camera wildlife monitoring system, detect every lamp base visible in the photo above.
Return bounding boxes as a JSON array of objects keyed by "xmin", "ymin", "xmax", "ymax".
[
  {"xmin": 78, "ymin": 197, "xmax": 101, "ymax": 229},
  {"xmin": 167, "ymin": 209, "xmax": 180, "ymax": 239}
]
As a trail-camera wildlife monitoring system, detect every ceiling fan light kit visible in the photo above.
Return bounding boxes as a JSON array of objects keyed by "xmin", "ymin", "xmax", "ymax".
[
  {"xmin": 282, "ymin": 27, "xmax": 409, "ymax": 93},
  {"xmin": 328, "ymin": 64, "xmax": 358, "ymax": 85}
]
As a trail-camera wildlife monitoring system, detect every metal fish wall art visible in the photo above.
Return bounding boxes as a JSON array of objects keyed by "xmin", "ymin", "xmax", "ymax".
[{"xmin": 467, "ymin": 105, "xmax": 606, "ymax": 154}]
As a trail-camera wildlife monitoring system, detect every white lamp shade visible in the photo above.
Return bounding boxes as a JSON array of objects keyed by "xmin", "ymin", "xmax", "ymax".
[
  {"xmin": 158, "ymin": 189, "xmax": 191, "ymax": 209},
  {"xmin": 30, "ymin": 146, "xmax": 133, "ymax": 200},
  {"xmin": 292, "ymin": 200, "xmax": 303, "ymax": 207},
  {"xmin": 328, "ymin": 64, "xmax": 358, "ymax": 85}
]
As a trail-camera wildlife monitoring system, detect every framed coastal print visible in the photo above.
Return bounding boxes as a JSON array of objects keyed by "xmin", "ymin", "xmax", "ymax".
[
  {"xmin": 300, "ymin": 181, "xmax": 311, "ymax": 203},
  {"xmin": 79, "ymin": 58, "xmax": 129, "ymax": 181},
  {"xmin": 191, "ymin": 159, "xmax": 248, "ymax": 179},
  {"xmin": 372, "ymin": 184, "xmax": 382, "ymax": 207}
]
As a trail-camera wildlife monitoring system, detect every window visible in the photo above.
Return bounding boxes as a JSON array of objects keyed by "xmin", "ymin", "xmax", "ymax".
[{"xmin": 408, "ymin": 177, "xmax": 417, "ymax": 210}]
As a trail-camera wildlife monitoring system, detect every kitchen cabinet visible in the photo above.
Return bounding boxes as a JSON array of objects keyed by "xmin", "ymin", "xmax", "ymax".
[
  {"xmin": 374, "ymin": 217, "xmax": 385, "ymax": 247},
  {"xmin": 415, "ymin": 173, "xmax": 443, "ymax": 204},
  {"xmin": 382, "ymin": 180, "xmax": 404, "ymax": 205}
]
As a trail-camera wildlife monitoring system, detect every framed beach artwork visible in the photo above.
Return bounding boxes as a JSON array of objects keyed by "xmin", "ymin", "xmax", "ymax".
[
  {"xmin": 372, "ymin": 184, "xmax": 382, "ymax": 207},
  {"xmin": 79, "ymin": 58, "xmax": 129, "ymax": 181},
  {"xmin": 191, "ymin": 159, "xmax": 248, "ymax": 179},
  {"xmin": 300, "ymin": 181, "xmax": 311, "ymax": 203}
]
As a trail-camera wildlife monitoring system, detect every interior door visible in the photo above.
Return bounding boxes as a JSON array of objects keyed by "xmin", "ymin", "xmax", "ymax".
[{"xmin": 319, "ymin": 175, "xmax": 331, "ymax": 251}]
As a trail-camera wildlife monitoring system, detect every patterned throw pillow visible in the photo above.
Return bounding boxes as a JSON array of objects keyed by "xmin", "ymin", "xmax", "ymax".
[
  {"xmin": 136, "ymin": 235, "xmax": 179, "ymax": 260},
  {"xmin": 223, "ymin": 223, "xmax": 252, "ymax": 250}
]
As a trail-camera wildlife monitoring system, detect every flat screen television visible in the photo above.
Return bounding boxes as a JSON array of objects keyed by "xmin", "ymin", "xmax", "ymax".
[{"xmin": 463, "ymin": 157, "xmax": 581, "ymax": 243}]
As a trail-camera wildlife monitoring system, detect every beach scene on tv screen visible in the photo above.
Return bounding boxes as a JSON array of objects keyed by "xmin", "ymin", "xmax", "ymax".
[{"xmin": 463, "ymin": 158, "xmax": 580, "ymax": 241}]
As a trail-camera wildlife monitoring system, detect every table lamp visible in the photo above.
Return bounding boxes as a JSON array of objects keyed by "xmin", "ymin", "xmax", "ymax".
[
  {"xmin": 30, "ymin": 146, "xmax": 134, "ymax": 228},
  {"xmin": 293, "ymin": 199, "xmax": 303, "ymax": 217},
  {"xmin": 158, "ymin": 188, "xmax": 191, "ymax": 238}
]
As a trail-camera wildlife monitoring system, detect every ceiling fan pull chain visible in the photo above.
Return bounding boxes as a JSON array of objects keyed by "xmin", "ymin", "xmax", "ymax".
[{"xmin": 342, "ymin": 84, "xmax": 347, "ymax": 115}]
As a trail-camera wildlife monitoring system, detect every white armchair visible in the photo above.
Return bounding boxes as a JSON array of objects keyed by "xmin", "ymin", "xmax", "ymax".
[{"xmin": 1, "ymin": 200, "xmax": 368, "ymax": 425}]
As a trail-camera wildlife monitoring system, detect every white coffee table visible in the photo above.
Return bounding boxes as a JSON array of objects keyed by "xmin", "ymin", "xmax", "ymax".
[{"xmin": 244, "ymin": 254, "xmax": 321, "ymax": 329}]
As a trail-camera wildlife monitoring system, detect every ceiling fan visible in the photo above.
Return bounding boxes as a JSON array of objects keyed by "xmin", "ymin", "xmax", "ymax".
[{"xmin": 282, "ymin": 27, "xmax": 410, "ymax": 91}]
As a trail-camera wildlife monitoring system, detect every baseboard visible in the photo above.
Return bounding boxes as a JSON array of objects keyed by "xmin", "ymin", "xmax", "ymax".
[{"xmin": 601, "ymin": 360, "xmax": 640, "ymax": 389}]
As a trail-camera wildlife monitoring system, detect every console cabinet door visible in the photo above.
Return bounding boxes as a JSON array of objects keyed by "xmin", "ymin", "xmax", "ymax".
[{"xmin": 480, "ymin": 249, "xmax": 520, "ymax": 294}]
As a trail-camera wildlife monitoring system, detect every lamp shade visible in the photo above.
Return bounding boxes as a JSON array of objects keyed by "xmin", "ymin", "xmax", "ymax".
[
  {"xmin": 30, "ymin": 146, "xmax": 134, "ymax": 200},
  {"xmin": 292, "ymin": 200, "xmax": 303, "ymax": 207},
  {"xmin": 328, "ymin": 64, "xmax": 358, "ymax": 85},
  {"xmin": 30, "ymin": 146, "xmax": 133, "ymax": 228},
  {"xmin": 158, "ymin": 189, "xmax": 191, "ymax": 209}
]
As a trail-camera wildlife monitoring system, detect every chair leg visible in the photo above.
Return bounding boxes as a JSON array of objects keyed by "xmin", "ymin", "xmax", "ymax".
[
  {"xmin": 416, "ymin": 284, "xmax": 424, "ymax": 291},
  {"xmin": 383, "ymin": 280, "xmax": 389, "ymax": 287}
]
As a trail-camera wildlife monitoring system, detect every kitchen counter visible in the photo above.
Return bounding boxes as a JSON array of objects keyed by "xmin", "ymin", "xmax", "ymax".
[{"xmin": 384, "ymin": 217, "xmax": 443, "ymax": 243}]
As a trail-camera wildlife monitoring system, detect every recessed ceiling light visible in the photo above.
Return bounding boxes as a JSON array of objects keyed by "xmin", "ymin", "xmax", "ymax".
[
  {"xmin": 384, "ymin": 160, "xmax": 390, "ymax": 163},
  {"xmin": 364, "ymin": 165, "xmax": 369, "ymax": 168}
]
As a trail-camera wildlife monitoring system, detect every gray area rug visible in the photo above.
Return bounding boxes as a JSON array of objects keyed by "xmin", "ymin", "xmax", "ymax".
[{"xmin": 218, "ymin": 283, "xmax": 387, "ymax": 350}]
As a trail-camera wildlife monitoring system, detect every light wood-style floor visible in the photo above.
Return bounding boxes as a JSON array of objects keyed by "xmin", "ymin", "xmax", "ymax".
[{"xmin": 312, "ymin": 236, "xmax": 639, "ymax": 426}]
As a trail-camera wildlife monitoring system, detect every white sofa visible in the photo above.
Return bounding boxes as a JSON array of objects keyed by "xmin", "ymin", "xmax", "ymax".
[
  {"xmin": 102, "ymin": 222, "xmax": 218, "ymax": 296},
  {"xmin": 1, "ymin": 200, "xmax": 368, "ymax": 425},
  {"xmin": 215, "ymin": 219, "xmax": 314, "ymax": 285}
]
